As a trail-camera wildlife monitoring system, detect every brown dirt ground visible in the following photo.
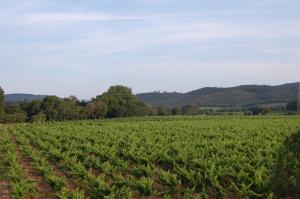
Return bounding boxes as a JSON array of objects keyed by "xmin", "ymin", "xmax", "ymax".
[
  {"xmin": 8, "ymin": 130, "xmax": 55, "ymax": 199},
  {"xmin": 52, "ymin": 164, "xmax": 78, "ymax": 192},
  {"xmin": 0, "ymin": 179, "xmax": 12, "ymax": 199}
]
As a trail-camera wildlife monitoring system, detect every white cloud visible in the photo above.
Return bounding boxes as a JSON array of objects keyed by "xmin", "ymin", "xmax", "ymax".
[
  {"xmin": 24, "ymin": 12, "xmax": 146, "ymax": 23},
  {"xmin": 0, "ymin": 12, "xmax": 147, "ymax": 26},
  {"xmin": 26, "ymin": 19, "xmax": 300, "ymax": 57}
]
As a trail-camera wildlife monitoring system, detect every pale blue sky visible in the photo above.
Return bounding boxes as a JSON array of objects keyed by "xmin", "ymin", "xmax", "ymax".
[{"xmin": 1, "ymin": 0, "xmax": 300, "ymax": 98}]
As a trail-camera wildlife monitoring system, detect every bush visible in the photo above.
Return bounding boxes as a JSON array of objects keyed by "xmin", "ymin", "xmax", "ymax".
[
  {"xmin": 271, "ymin": 132, "xmax": 300, "ymax": 198},
  {"xmin": 4, "ymin": 112, "xmax": 27, "ymax": 123}
]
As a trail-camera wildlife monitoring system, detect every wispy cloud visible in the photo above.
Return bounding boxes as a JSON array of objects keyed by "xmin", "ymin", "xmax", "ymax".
[
  {"xmin": 24, "ymin": 12, "xmax": 146, "ymax": 23},
  {"xmin": 0, "ymin": 12, "xmax": 147, "ymax": 26},
  {"xmin": 25, "ymin": 19, "xmax": 300, "ymax": 56}
]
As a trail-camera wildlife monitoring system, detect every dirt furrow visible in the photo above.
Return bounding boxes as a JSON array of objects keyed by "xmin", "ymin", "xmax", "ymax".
[
  {"xmin": 0, "ymin": 179, "xmax": 11, "ymax": 199},
  {"xmin": 8, "ymin": 131, "xmax": 55, "ymax": 199},
  {"xmin": 52, "ymin": 164, "xmax": 78, "ymax": 192},
  {"xmin": 0, "ymin": 130, "xmax": 12, "ymax": 199}
]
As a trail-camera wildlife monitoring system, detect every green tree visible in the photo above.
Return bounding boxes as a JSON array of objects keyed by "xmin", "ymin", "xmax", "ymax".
[
  {"xmin": 41, "ymin": 96, "xmax": 61, "ymax": 121},
  {"xmin": 261, "ymin": 107, "xmax": 272, "ymax": 115},
  {"xmin": 0, "ymin": 87, "xmax": 4, "ymax": 121},
  {"xmin": 97, "ymin": 85, "xmax": 137, "ymax": 117},
  {"xmin": 250, "ymin": 106, "xmax": 261, "ymax": 115},
  {"xmin": 85, "ymin": 101, "xmax": 107, "ymax": 119},
  {"xmin": 130, "ymin": 101, "xmax": 152, "ymax": 116},
  {"xmin": 31, "ymin": 112, "xmax": 46, "ymax": 123},
  {"xmin": 171, "ymin": 106, "xmax": 181, "ymax": 115},
  {"xmin": 149, "ymin": 106, "xmax": 158, "ymax": 116},
  {"xmin": 76, "ymin": 100, "xmax": 88, "ymax": 107},
  {"xmin": 249, "ymin": 106, "xmax": 272, "ymax": 115},
  {"xmin": 56, "ymin": 97, "xmax": 80, "ymax": 121},
  {"xmin": 181, "ymin": 104, "xmax": 198, "ymax": 115},
  {"xmin": 271, "ymin": 132, "xmax": 300, "ymax": 198},
  {"xmin": 67, "ymin": 95, "xmax": 78, "ymax": 104},
  {"xmin": 5, "ymin": 102, "xmax": 24, "ymax": 114},
  {"xmin": 4, "ymin": 112, "xmax": 27, "ymax": 123},
  {"xmin": 157, "ymin": 106, "xmax": 171, "ymax": 116},
  {"xmin": 57, "ymin": 102, "xmax": 79, "ymax": 121},
  {"xmin": 78, "ymin": 106, "xmax": 88, "ymax": 119},
  {"xmin": 287, "ymin": 100, "xmax": 297, "ymax": 111},
  {"xmin": 26, "ymin": 100, "xmax": 42, "ymax": 118}
]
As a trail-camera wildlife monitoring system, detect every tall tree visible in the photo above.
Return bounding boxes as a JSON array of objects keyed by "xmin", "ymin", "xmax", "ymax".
[
  {"xmin": 171, "ymin": 106, "xmax": 182, "ymax": 115},
  {"xmin": 287, "ymin": 100, "xmax": 297, "ymax": 112},
  {"xmin": 41, "ymin": 96, "xmax": 61, "ymax": 121},
  {"xmin": 85, "ymin": 101, "xmax": 107, "ymax": 119},
  {"xmin": 130, "ymin": 101, "xmax": 152, "ymax": 116},
  {"xmin": 97, "ymin": 85, "xmax": 137, "ymax": 117},
  {"xmin": 5, "ymin": 102, "xmax": 24, "ymax": 114},
  {"xmin": 26, "ymin": 100, "xmax": 42, "ymax": 118},
  {"xmin": 57, "ymin": 99, "xmax": 80, "ymax": 121},
  {"xmin": 0, "ymin": 87, "xmax": 4, "ymax": 121},
  {"xmin": 157, "ymin": 106, "xmax": 171, "ymax": 116},
  {"xmin": 181, "ymin": 104, "xmax": 199, "ymax": 115}
]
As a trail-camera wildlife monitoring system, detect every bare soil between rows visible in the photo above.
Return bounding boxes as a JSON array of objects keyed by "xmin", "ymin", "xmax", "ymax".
[
  {"xmin": 8, "ymin": 130, "xmax": 55, "ymax": 199},
  {"xmin": 0, "ymin": 179, "xmax": 12, "ymax": 199}
]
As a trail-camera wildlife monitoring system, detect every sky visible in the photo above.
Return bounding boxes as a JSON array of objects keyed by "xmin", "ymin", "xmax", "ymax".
[{"xmin": 0, "ymin": 0, "xmax": 300, "ymax": 99}]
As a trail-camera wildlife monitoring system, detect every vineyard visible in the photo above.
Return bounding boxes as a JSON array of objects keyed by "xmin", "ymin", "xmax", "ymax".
[{"xmin": 0, "ymin": 116, "xmax": 299, "ymax": 199}]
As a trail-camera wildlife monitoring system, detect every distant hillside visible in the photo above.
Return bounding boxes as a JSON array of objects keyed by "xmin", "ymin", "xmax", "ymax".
[
  {"xmin": 5, "ymin": 93, "xmax": 47, "ymax": 102},
  {"xmin": 136, "ymin": 83, "xmax": 299, "ymax": 107}
]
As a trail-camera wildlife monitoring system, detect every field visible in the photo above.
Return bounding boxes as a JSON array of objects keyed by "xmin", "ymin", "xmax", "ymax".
[{"xmin": 0, "ymin": 116, "xmax": 299, "ymax": 199}]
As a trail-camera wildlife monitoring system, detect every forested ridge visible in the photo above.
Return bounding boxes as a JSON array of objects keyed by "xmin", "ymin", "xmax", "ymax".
[{"xmin": 137, "ymin": 82, "xmax": 299, "ymax": 107}]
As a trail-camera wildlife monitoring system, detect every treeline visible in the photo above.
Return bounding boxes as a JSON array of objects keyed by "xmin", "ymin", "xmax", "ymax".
[
  {"xmin": 0, "ymin": 85, "xmax": 299, "ymax": 124},
  {"xmin": 0, "ymin": 85, "xmax": 203, "ymax": 123},
  {"xmin": 286, "ymin": 100, "xmax": 298, "ymax": 112},
  {"xmin": 0, "ymin": 85, "xmax": 156, "ymax": 123}
]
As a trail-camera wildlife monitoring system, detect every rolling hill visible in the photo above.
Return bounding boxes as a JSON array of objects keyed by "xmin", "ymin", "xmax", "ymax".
[
  {"xmin": 5, "ymin": 83, "xmax": 299, "ymax": 107},
  {"xmin": 136, "ymin": 82, "xmax": 299, "ymax": 107},
  {"xmin": 5, "ymin": 94, "xmax": 47, "ymax": 102}
]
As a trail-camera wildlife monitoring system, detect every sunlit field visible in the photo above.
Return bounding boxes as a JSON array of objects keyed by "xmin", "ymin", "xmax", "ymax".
[{"xmin": 1, "ymin": 116, "xmax": 299, "ymax": 198}]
